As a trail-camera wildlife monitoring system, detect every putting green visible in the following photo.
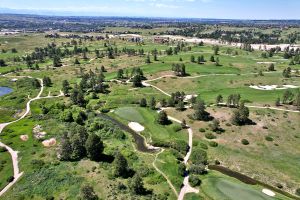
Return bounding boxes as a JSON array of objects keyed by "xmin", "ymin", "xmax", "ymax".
[
  {"xmin": 114, "ymin": 107, "xmax": 145, "ymax": 123},
  {"xmin": 203, "ymin": 177, "xmax": 278, "ymax": 200}
]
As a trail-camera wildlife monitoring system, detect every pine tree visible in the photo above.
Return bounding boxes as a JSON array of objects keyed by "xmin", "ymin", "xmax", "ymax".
[
  {"xmin": 157, "ymin": 111, "xmax": 169, "ymax": 125},
  {"xmin": 113, "ymin": 152, "xmax": 130, "ymax": 178},
  {"xmin": 85, "ymin": 133, "xmax": 104, "ymax": 161}
]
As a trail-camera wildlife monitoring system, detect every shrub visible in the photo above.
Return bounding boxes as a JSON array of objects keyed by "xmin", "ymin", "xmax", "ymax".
[
  {"xmin": 205, "ymin": 133, "xmax": 216, "ymax": 140},
  {"xmin": 189, "ymin": 175, "xmax": 201, "ymax": 187},
  {"xmin": 189, "ymin": 164, "xmax": 207, "ymax": 175},
  {"xmin": 0, "ymin": 147, "xmax": 7, "ymax": 152},
  {"xmin": 241, "ymin": 139, "xmax": 249, "ymax": 145},
  {"xmin": 7, "ymin": 176, "xmax": 14, "ymax": 183},
  {"xmin": 100, "ymin": 108, "xmax": 110, "ymax": 113},
  {"xmin": 198, "ymin": 143, "xmax": 208, "ymax": 150},
  {"xmin": 209, "ymin": 141, "xmax": 218, "ymax": 147},
  {"xmin": 199, "ymin": 128, "xmax": 206, "ymax": 132},
  {"xmin": 265, "ymin": 136, "xmax": 274, "ymax": 141}
]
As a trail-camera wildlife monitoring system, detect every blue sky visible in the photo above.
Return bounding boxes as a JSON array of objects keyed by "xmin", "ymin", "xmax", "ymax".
[{"xmin": 0, "ymin": 0, "xmax": 299, "ymax": 19}]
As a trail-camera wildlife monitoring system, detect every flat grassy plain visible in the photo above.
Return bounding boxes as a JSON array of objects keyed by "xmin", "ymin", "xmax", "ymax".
[{"xmin": 0, "ymin": 151, "xmax": 13, "ymax": 191}]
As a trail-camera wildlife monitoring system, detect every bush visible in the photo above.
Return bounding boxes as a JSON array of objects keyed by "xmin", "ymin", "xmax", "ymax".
[
  {"xmin": 199, "ymin": 128, "xmax": 206, "ymax": 132},
  {"xmin": 7, "ymin": 176, "xmax": 14, "ymax": 183},
  {"xmin": 100, "ymin": 108, "xmax": 110, "ymax": 113},
  {"xmin": 189, "ymin": 164, "xmax": 207, "ymax": 175},
  {"xmin": 198, "ymin": 143, "xmax": 208, "ymax": 150},
  {"xmin": 0, "ymin": 147, "xmax": 7, "ymax": 152},
  {"xmin": 205, "ymin": 133, "xmax": 216, "ymax": 140},
  {"xmin": 209, "ymin": 141, "xmax": 218, "ymax": 147},
  {"xmin": 265, "ymin": 136, "xmax": 274, "ymax": 141},
  {"xmin": 241, "ymin": 139, "xmax": 249, "ymax": 145},
  {"xmin": 189, "ymin": 175, "xmax": 201, "ymax": 187}
]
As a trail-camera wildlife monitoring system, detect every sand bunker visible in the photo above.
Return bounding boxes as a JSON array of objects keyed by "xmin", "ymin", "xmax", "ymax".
[
  {"xmin": 250, "ymin": 85, "xmax": 299, "ymax": 90},
  {"xmin": 42, "ymin": 138, "xmax": 57, "ymax": 147},
  {"xmin": 128, "ymin": 122, "xmax": 145, "ymax": 132},
  {"xmin": 257, "ymin": 62, "xmax": 276, "ymax": 64},
  {"xmin": 184, "ymin": 95, "xmax": 198, "ymax": 101},
  {"xmin": 20, "ymin": 135, "xmax": 28, "ymax": 141},
  {"xmin": 262, "ymin": 189, "xmax": 275, "ymax": 197}
]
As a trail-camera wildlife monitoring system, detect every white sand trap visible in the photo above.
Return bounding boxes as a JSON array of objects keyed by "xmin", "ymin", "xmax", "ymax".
[
  {"xmin": 257, "ymin": 62, "xmax": 276, "ymax": 64},
  {"xmin": 250, "ymin": 85, "xmax": 299, "ymax": 90},
  {"xmin": 42, "ymin": 138, "xmax": 57, "ymax": 147},
  {"xmin": 20, "ymin": 135, "xmax": 28, "ymax": 141},
  {"xmin": 184, "ymin": 95, "xmax": 198, "ymax": 101},
  {"xmin": 262, "ymin": 189, "xmax": 275, "ymax": 197},
  {"xmin": 128, "ymin": 122, "xmax": 145, "ymax": 132}
]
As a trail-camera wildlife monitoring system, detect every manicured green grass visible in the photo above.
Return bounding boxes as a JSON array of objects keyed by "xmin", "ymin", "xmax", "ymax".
[
  {"xmin": 200, "ymin": 171, "xmax": 291, "ymax": 200},
  {"xmin": 114, "ymin": 107, "xmax": 145, "ymax": 123}
]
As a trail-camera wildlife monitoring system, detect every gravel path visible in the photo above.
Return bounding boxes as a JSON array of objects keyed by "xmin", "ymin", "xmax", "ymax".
[{"xmin": 0, "ymin": 77, "xmax": 64, "ymax": 197}]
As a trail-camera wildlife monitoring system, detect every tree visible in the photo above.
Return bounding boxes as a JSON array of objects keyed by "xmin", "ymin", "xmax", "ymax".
[
  {"xmin": 113, "ymin": 152, "xmax": 130, "ymax": 178},
  {"xmin": 181, "ymin": 119, "xmax": 187, "ymax": 128},
  {"xmin": 209, "ymin": 119, "xmax": 220, "ymax": 132},
  {"xmin": 154, "ymin": 54, "xmax": 158, "ymax": 61},
  {"xmin": 58, "ymin": 134, "xmax": 72, "ymax": 161},
  {"xmin": 275, "ymin": 98, "xmax": 281, "ymax": 106},
  {"xmin": 31, "ymin": 79, "xmax": 41, "ymax": 88},
  {"xmin": 268, "ymin": 63, "xmax": 275, "ymax": 71},
  {"xmin": 129, "ymin": 174, "xmax": 145, "ymax": 195},
  {"xmin": 74, "ymin": 58, "xmax": 80, "ymax": 65},
  {"xmin": 85, "ymin": 133, "xmax": 104, "ymax": 161},
  {"xmin": 282, "ymin": 67, "xmax": 292, "ymax": 78},
  {"xmin": 117, "ymin": 69, "xmax": 124, "ymax": 79},
  {"xmin": 216, "ymin": 94, "xmax": 223, "ymax": 105},
  {"xmin": 43, "ymin": 76, "xmax": 52, "ymax": 87},
  {"xmin": 213, "ymin": 45, "xmax": 220, "ymax": 55},
  {"xmin": 145, "ymin": 54, "xmax": 151, "ymax": 64},
  {"xmin": 80, "ymin": 185, "xmax": 98, "ymax": 200},
  {"xmin": 132, "ymin": 75, "xmax": 142, "ymax": 87},
  {"xmin": 53, "ymin": 56, "xmax": 62, "ymax": 67},
  {"xmin": 0, "ymin": 59, "xmax": 6, "ymax": 67},
  {"xmin": 140, "ymin": 98, "xmax": 147, "ymax": 107},
  {"xmin": 190, "ymin": 55, "xmax": 195, "ymax": 63},
  {"xmin": 157, "ymin": 111, "xmax": 169, "ymax": 125},
  {"xmin": 192, "ymin": 99, "xmax": 210, "ymax": 121},
  {"xmin": 215, "ymin": 57, "xmax": 220, "ymax": 66},
  {"xmin": 62, "ymin": 80, "xmax": 70, "ymax": 96},
  {"xmin": 150, "ymin": 97, "xmax": 156, "ymax": 110},
  {"xmin": 294, "ymin": 91, "xmax": 300, "ymax": 110},
  {"xmin": 282, "ymin": 90, "xmax": 294, "ymax": 104},
  {"xmin": 176, "ymin": 100, "xmax": 185, "ymax": 111},
  {"xmin": 71, "ymin": 135, "xmax": 86, "ymax": 160},
  {"xmin": 210, "ymin": 55, "xmax": 215, "ymax": 62},
  {"xmin": 231, "ymin": 102, "xmax": 250, "ymax": 126}
]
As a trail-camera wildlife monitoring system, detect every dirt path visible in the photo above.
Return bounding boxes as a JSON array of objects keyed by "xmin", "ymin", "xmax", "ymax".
[{"xmin": 0, "ymin": 77, "xmax": 64, "ymax": 197}]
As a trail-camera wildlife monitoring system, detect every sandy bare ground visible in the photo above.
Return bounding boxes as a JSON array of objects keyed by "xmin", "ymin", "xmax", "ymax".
[
  {"xmin": 0, "ymin": 76, "xmax": 64, "ymax": 197},
  {"xmin": 128, "ymin": 122, "xmax": 145, "ymax": 132},
  {"xmin": 249, "ymin": 85, "xmax": 299, "ymax": 90},
  {"xmin": 159, "ymin": 35, "xmax": 300, "ymax": 51}
]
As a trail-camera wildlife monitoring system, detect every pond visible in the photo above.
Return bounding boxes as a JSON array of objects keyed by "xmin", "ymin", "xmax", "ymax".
[{"xmin": 0, "ymin": 87, "xmax": 13, "ymax": 97}]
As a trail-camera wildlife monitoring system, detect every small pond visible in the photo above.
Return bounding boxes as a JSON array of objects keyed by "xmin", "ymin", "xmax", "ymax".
[{"xmin": 0, "ymin": 87, "xmax": 13, "ymax": 97}]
